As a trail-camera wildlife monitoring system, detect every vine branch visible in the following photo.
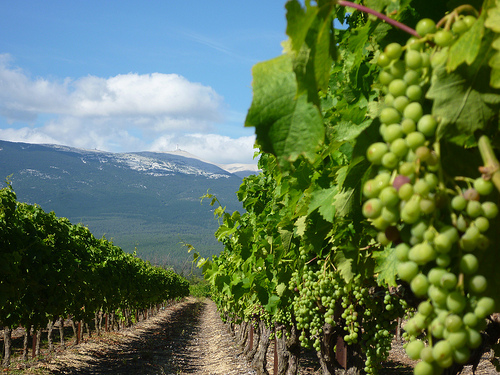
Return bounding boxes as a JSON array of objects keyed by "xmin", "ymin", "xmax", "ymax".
[{"xmin": 337, "ymin": 0, "xmax": 421, "ymax": 37}]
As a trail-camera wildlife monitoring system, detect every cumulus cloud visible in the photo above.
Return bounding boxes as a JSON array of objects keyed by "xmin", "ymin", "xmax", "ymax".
[{"xmin": 0, "ymin": 54, "xmax": 258, "ymax": 164}]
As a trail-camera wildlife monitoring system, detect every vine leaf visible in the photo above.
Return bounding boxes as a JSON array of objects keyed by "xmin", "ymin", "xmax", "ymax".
[
  {"xmin": 485, "ymin": 2, "xmax": 500, "ymax": 88},
  {"xmin": 373, "ymin": 247, "xmax": 398, "ymax": 287},
  {"xmin": 308, "ymin": 186, "xmax": 338, "ymax": 223},
  {"xmin": 447, "ymin": 14, "xmax": 484, "ymax": 72},
  {"xmin": 427, "ymin": 64, "xmax": 500, "ymax": 140},
  {"xmin": 245, "ymin": 54, "xmax": 324, "ymax": 163}
]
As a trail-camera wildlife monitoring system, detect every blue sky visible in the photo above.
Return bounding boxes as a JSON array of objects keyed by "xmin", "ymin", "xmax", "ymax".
[{"xmin": 0, "ymin": 1, "xmax": 289, "ymax": 164}]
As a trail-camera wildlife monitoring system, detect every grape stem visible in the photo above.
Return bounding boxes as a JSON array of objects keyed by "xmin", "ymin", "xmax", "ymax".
[
  {"xmin": 336, "ymin": 0, "xmax": 420, "ymax": 37},
  {"xmin": 478, "ymin": 135, "xmax": 500, "ymax": 193}
]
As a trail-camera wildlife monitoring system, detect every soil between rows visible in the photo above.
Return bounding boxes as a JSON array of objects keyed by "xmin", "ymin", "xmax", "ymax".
[{"xmin": 5, "ymin": 297, "xmax": 500, "ymax": 375}]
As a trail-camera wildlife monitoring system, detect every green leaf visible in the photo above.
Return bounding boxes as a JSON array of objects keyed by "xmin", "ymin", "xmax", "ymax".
[
  {"xmin": 294, "ymin": 215, "xmax": 307, "ymax": 237},
  {"xmin": 308, "ymin": 186, "xmax": 338, "ymax": 223},
  {"xmin": 373, "ymin": 247, "xmax": 398, "ymax": 287},
  {"xmin": 485, "ymin": 3, "xmax": 500, "ymax": 33},
  {"xmin": 447, "ymin": 15, "xmax": 484, "ymax": 72},
  {"xmin": 276, "ymin": 282, "xmax": 287, "ymax": 296},
  {"xmin": 427, "ymin": 63, "xmax": 500, "ymax": 140},
  {"xmin": 334, "ymin": 249, "xmax": 355, "ymax": 283},
  {"xmin": 286, "ymin": 0, "xmax": 319, "ymax": 52},
  {"xmin": 245, "ymin": 54, "xmax": 324, "ymax": 163}
]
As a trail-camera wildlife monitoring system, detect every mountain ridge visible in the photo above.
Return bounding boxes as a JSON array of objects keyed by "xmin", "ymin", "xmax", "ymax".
[{"xmin": 0, "ymin": 139, "xmax": 253, "ymax": 273}]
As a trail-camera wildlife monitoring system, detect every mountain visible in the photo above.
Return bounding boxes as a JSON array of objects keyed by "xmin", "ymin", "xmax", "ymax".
[{"xmin": 0, "ymin": 140, "xmax": 254, "ymax": 274}]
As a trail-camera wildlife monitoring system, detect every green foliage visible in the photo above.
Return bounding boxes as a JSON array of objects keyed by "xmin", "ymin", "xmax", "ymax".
[
  {"xmin": 205, "ymin": 1, "xmax": 500, "ymax": 374},
  {"xmin": 0, "ymin": 184, "xmax": 189, "ymax": 330}
]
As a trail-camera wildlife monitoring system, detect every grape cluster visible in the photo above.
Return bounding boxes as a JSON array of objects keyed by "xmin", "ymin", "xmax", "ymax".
[
  {"xmin": 290, "ymin": 260, "xmax": 406, "ymax": 374},
  {"xmin": 363, "ymin": 16, "xmax": 498, "ymax": 374}
]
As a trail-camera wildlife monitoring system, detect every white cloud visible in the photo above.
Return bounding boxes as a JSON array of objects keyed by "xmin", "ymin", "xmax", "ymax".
[{"xmin": 0, "ymin": 54, "xmax": 259, "ymax": 165}]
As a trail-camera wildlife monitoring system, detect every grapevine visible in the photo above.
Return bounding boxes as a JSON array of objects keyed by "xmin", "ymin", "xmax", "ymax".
[{"xmin": 203, "ymin": 1, "xmax": 500, "ymax": 375}]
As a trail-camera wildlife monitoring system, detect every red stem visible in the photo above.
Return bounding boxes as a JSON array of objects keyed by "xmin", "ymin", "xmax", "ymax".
[{"xmin": 337, "ymin": 0, "xmax": 421, "ymax": 38}]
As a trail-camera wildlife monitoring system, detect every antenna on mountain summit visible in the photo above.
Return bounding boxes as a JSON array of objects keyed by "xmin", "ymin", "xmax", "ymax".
[{"xmin": 176, "ymin": 144, "xmax": 179, "ymax": 151}]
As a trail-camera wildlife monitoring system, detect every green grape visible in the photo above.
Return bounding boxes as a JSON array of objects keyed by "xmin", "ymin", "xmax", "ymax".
[
  {"xmin": 466, "ymin": 200, "xmax": 483, "ymax": 218},
  {"xmin": 399, "ymin": 183, "xmax": 414, "ymax": 200},
  {"xmin": 445, "ymin": 314, "xmax": 463, "ymax": 332},
  {"xmin": 481, "ymin": 201, "xmax": 498, "ymax": 219},
  {"xmin": 414, "ymin": 360, "xmax": 434, "ymax": 375},
  {"xmin": 409, "ymin": 242, "xmax": 436, "ymax": 265},
  {"xmin": 366, "ymin": 142, "xmax": 389, "ymax": 164},
  {"xmin": 404, "ymin": 70, "xmax": 420, "ymax": 85},
  {"xmin": 406, "ymin": 85, "xmax": 423, "ymax": 101},
  {"xmin": 418, "ymin": 300, "xmax": 433, "ymax": 316},
  {"xmin": 452, "ymin": 19, "xmax": 468, "ymax": 35},
  {"xmin": 383, "ymin": 124, "xmax": 404, "ymax": 143},
  {"xmin": 395, "ymin": 242, "xmax": 410, "ymax": 261},
  {"xmin": 440, "ymin": 272, "xmax": 457, "ymax": 290},
  {"xmin": 417, "ymin": 115, "xmax": 438, "ymax": 137},
  {"xmin": 381, "ymin": 206, "xmax": 399, "ymax": 223},
  {"xmin": 463, "ymin": 312, "xmax": 478, "ymax": 328},
  {"xmin": 466, "ymin": 328, "xmax": 482, "ymax": 349},
  {"xmin": 446, "ymin": 291, "xmax": 466, "ymax": 313},
  {"xmin": 433, "ymin": 232, "xmax": 454, "ymax": 254},
  {"xmin": 399, "ymin": 161, "xmax": 415, "ymax": 176},
  {"xmin": 434, "ymin": 29, "xmax": 454, "ymax": 47},
  {"xmin": 404, "ymin": 102, "xmax": 424, "ymax": 122},
  {"xmin": 380, "ymin": 186, "xmax": 399, "ymax": 207},
  {"xmin": 432, "ymin": 340, "xmax": 452, "ymax": 362},
  {"xmin": 473, "ymin": 177, "xmax": 494, "ymax": 196},
  {"xmin": 406, "ymin": 340, "xmax": 425, "ymax": 360},
  {"xmin": 451, "ymin": 195, "xmax": 467, "ymax": 211},
  {"xmin": 377, "ymin": 53, "xmax": 391, "ymax": 67},
  {"xmin": 397, "ymin": 261, "xmax": 419, "ymax": 282},
  {"xmin": 428, "ymin": 268, "xmax": 447, "ymax": 286},
  {"xmin": 475, "ymin": 296, "xmax": 495, "ymax": 318},
  {"xmin": 385, "ymin": 42, "xmax": 403, "ymax": 60},
  {"xmin": 411, "ymin": 220, "xmax": 428, "ymax": 239},
  {"xmin": 406, "ymin": 131, "xmax": 426, "ymax": 150},
  {"xmin": 380, "ymin": 107, "xmax": 402, "ymax": 125},
  {"xmin": 393, "ymin": 96, "xmax": 410, "ymax": 113},
  {"xmin": 382, "ymin": 152, "xmax": 399, "ymax": 169},
  {"xmin": 474, "ymin": 217, "xmax": 489, "ymax": 232},
  {"xmin": 389, "ymin": 79, "xmax": 408, "ymax": 97},
  {"xmin": 459, "ymin": 254, "xmax": 478, "ymax": 275},
  {"xmin": 405, "ymin": 49, "xmax": 423, "ymax": 70},
  {"xmin": 469, "ymin": 275, "xmax": 487, "ymax": 294},
  {"xmin": 448, "ymin": 329, "xmax": 468, "ymax": 349},
  {"xmin": 416, "ymin": 18, "xmax": 437, "ymax": 36},
  {"xmin": 463, "ymin": 15, "xmax": 477, "ymax": 29},
  {"xmin": 390, "ymin": 138, "xmax": 409, "ymax": 157},
  {"xmin": 379, "ymin": 70, "xmax": 395, "ymax": 85},
  {"xmin": 453, "ymin": 346, "xmax": 471, "ymax": 365},
  {"xmin": 390, "ymin": 60, "xmax": 406, "ymax": 78},
  {"xmin": 411, "ymin": 273, "xmax": 429, "ymax": 297},
  {"xmin": 401, "ymin": 118, "xmax": 417, "ymax": 134},
  {"xmin": 415, "ymin": 146, "xmax": 431, "ymax": 162},
  {"xmin": 414, "ymin": 179, "xmax": 431, "ymax": 196}
]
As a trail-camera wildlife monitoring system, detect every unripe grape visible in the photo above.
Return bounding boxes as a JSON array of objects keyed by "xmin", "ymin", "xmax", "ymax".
[
  {"xmin": 404, "ymin": 102, "xmax": 424, "ymax": 122},
  {"xmin": 393, "ymin": 175, "xmax": 411, "ymax": 190},
  {"xmin": 406, "ymin": 132, "xmax": 426, "ymax": 150},
  {"xmin": 399, "ymin": 161, "xmax": 415, "ymax": 176},
  {"xmin": 482, "ymin": 201, "xmax": 498, "ymax": 219},
  {"xmin": 414, "ymin": 361, "xmax": 434, "ymax": 375},
  {"xmin": 380, "ymin": 107, "xmax": 401, "ymax": 125},
  {"xmin": 390, "ymin": 138, "xmax": 409, "ymax": 157},
  {"xmin": 469, "ymin": 275, "xmax": 487, "ymax": 294},
  {"xmin": 474, "ymin": 216, "xmax": 489, "ymax": 232},
  {"xmin": 419, "ymin": 347, "xmax": 434, "ymax": 363},
  {"xmin": 382, "ymin": 152, "xmax": 399, "ymax": 169},
  {"xmin": 408, "ymin": 242, "xmax": 436, "ymax": 265},
  {"xmin": 404, "ymin": 70, "xmax": 420, "ymax": 85},
  {"xmin": 451, "ymin": 195, "xmax": 467, "ymax": 211},
  {"xmin": 448, "ymin": 329, "xmax": 468, "ymax": 348},
  {"xmin": 460, "ymin": 254, "xmax": 478, "ymax": 275},
  {"xmin": 432, "ymin": 340, "xmax": 452, "ymax": 362},
  {"xmin": 415, "ymin": 146, "xmax": 431, "ymax": 162},
  {"xmin": 414, "ymin": 179, "xmax": 431, "ymax": 196},
  {"xmin": 466, "ymin": 328, "xmax": 482, "ymax": 349},
  {"xmin": 406, "ymin": 85, "xmax": 423, "ymax": 101},
  {"xmin": 380, "ymin": 186, "xmax": 399, "ymax": 207},
  {"xmin": 452, "ymin": 19, "xmax": 468, "ymax": 35},
  {"xmin": 418, "ymin": 300, "xmax": 433, "ymax": 316},
  {"xmin": 383, "ymin": 124, "xmax": 404, "ymax": 143},
  {"xmin": 401, "ymin": 118, "xmax": 416, "ymax": 134},
  {"xmin": 440, "ymin": 272, "xmax": 457, "ymax": 290},
  {"xmin": 453, "ymin": 346, "xmax": 470, "ymax": 365},
  {"xmin": 363, "ymin": 198, "xmax": 383, "ymax": 218},
  {"xmin": 417, "ymin": 115, "xmax": 438, "ymax": 137},
  {"xmin": 379, "ymin": 70, "xmax": 394, "ymax": 85},
  {"xmin": 416, "ymin": 18, "xmax": 437, "ymax": 37},
  {"xmin": 406, "ymin": 340, "xmax": 425, "ymax": 360},
  {"xmin": 385, "ymin": 42, "xmax": 403, "ymax": 60},
  {"xmin": 411, "ymin": 273, "xmax": 429, "ymax": 297},
  {"xmin": 463, "ymin": 188, "xmax": 480, "ymax": 201},
  {"xmin": 466, "ymin": 200, "xmax": 483, "ymax": 218},
  {"xmin": 473, "ymin": 177, "xmax": 494, "ymax": 196},
  {"xmin": 393, "ymin": 96, "xmax": 410, "ymax": 113},
  {"xmin": 475, "ymin": 297, "xmax": 495, "ymax": 318},
  {"xmin": 377, "ymin": 53, "xmax": 391, "ymax": 67},
  {"xmin": 397, "ymin": 261, "xmax": 419, "ymax": 282},
  {"xmin": 405, "ymin": 49, "xmax": 423, "ymax": 70},
  {"xmin": 367, "ymin": 142, "xmax": 389, "ymax": 164},
  {"xmin": 399, "ymin": 183, "xmax": 414, "ymax": 201},
  {"xmin": 390, "ymin": 60, "xmax": 406, "ymax": 78},
  {"xmin": 447, "ymin": 291, "xmax": 466, "ymax": 313},
  {"xmin": 434, "ymin": 30, "xmax": 454, "ymax": 47},
  {"xmin": 445, "ymin": 314, "xmax": 463, "ymax": 332},
  {"xmin": 389, "ymin": 79, "xmax": 408, "ymax": 97}
]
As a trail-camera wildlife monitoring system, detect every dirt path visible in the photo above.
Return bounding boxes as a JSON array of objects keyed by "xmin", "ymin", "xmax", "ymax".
[{"xmin": 36, "ymin": 297, "xmax": 256, "ymax": 375}]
